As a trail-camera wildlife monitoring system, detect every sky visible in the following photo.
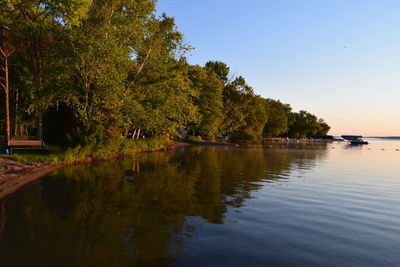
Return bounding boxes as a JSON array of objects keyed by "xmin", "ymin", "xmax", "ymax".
[{"xmin": 156, "ymin": 0, "xmax": 400, "ymax": 136}]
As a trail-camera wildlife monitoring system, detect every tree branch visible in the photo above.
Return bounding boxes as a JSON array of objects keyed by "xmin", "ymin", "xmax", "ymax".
[
  {"xmin": 0, "ymin": 48, "xmax": 6, "ymax": 58},
  {"xmin": 0, "ymin": 82, "xmax": 6, "ymax": 92},
  {"xmin": 135, "ymin": 44, "xmax": 152, "ymax": 79}
]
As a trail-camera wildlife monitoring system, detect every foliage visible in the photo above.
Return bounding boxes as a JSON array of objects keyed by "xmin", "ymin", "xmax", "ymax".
[
  {"xmin": 1, "ymin": 136, "xmax": 172, "ymax": 163},
  {"xmin": 214, "ymin": 75, "xmax": 268, "ymax": 142},
  {"xmin": 316, "ymin": 119, "xmax": 331, "ymax": 137},
  {"xmin": 185, "ymin": 135, "xmax": 202, "ymax": 143},
  {"xmin": 287, "ymin": 110, "xmax": 321, "ymax": 138},
  {"xmin": 263, "ymin": 99, "xmax": 292, "ymax": 137},
  {"xmin": 205, "ymin": 61, "xmax": 230, "ymax": 85},
  {"xmin": 187, "ymin": 65, "xmax": 223, "ymax": 136},
  {"xmin": 0, "ymin": 0, "xmax": 331, "ymax": 153},
  {"xmin": 126, "ymin": 14, "xmax": 198, "ymax": 134}
]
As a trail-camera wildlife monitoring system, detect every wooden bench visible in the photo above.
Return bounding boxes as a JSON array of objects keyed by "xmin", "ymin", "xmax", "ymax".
[{"xmin": 7, "ymin": 140, "xmax": 47, "ymax": 154}]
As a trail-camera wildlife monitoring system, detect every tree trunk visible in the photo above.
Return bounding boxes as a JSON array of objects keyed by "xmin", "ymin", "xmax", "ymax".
[
  {"xmin": 136, "ymin": 129, "xmax": 141, "ymax": 139},
  {"xmin": 19, "ymin": 124, "xmax": 24, "ymax": 137},
  {"xmin": 36, "ymin": 59, "xmax": 44, "ymax": 140},
  {"xmin": 37, "ymin": 115, "xmax": 43, "ymax": 140},
  {"xmin": 135, "ymin": 45, "xmax": 152, "ymax": 79},
  {"xmin": 4, "ymin": 56, "xmax": 10, "ymax": 144},
  {"xmin": 14, "ymin": 88, "xmax": 18, "ymax": 136},
  {"xmin": 0, "ymin": 26, "xmax": 14, "ymax": 144}
]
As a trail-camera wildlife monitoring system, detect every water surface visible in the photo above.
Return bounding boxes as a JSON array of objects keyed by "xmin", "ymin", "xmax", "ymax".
[{"xmin": 0, "ymin": 139, "xmax": 399, "ymax": 266}]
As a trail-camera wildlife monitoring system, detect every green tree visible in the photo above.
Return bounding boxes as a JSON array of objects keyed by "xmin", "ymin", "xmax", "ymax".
[
  {"xmin": 235, "ymin": 94, "xmax": 267, "ymax": 142},
  {"xmin": 127, "ymin": 14, "xmax": 198, "ymax": 135},
  {"xmin": 187, "ymin": 65, "xmax": 223, "ymax": 137},
  {"xmin": 263, "ymin": 99, "xmax": 292, "ymax": 137},
  {"xmin": 205, "ymin": 61, "xmax": 230, "ymax": 85},
  {"xmin": 0, "ymin": 0, "xmax": 331, "ymax": 148},
  {"xmin": 287, "ymin": 110, "xmax": 320, "ymax": 138},
  {"xmin": 42, "ymin": 0, "xmax": 161, "ymax": 144},
  {"xmin": 220, "ymin": 76, "xmax": 267, "ymax": 142},
  {"xmin": 0, "ymin": 25, "xmax": 15, "ymax": 143},
  {"xmin": 218, "ymin": 77, "xmax": 248, "ymax": 135},
  {"xmin": 1, "ymin": 0, "xmax": 92, "ymax": 139},
  {"xmin": 316, "ymin": 118, "xmax": 331, "ymax": 137}
]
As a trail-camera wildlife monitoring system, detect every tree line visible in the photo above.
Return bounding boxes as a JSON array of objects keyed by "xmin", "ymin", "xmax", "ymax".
[{"xmin": 0, "ymin": 0, "xmax": 330, "ymax": 147}]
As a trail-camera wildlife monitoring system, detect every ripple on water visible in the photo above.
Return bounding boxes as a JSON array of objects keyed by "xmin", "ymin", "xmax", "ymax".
[{"xmin": 1, "ymin": 142, "xmax": 400, "ymax": 267}]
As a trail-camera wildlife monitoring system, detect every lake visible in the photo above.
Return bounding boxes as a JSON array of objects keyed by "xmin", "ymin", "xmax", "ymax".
[{"xmin": 1, "ymin": 139, "xmax": 400, "ymax": 266}]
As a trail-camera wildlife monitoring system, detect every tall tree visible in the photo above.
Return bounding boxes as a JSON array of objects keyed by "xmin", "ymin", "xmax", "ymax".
[
  {"xmin": 218, "ymin": 75, "xmax": 267, "ymax": 141},
  {"xmin": 1, "ymin": 0, "xmax": 92, "ymax": 139},
  {"xmin": 287, "ymin": 110, "xmax": 320, "ymax": 138},
  {"xmin": 238, "ymin": 95, "xmax": 268, "ymax": 142},
  {"xmin": 205, "ymin": 61, "xmax": 230, "ymax": 85},
  {"xmin": 127, "ymin": 14, "xmax": 197, "ymax": 134},
  {"xmin": 187, "ymin": 65, "xmax": 223, "ymax": 137},
  {"xmin": 42, "ymin": 0, "xmax": 158, "ymax": 143},
  {"xmin": 263, "ymin": 99, "xmax": 292, "ymax": 137},
  {"xmin": 0, "ymin": 25, "xmax": 15, "ymax": 143},
  {"xmin": 316, "ymin": 118, "xmax": 330, "ymax": 137},
  {"xmin": 219, "ymin": 77, "xmax": 248, "ymax": 135}
]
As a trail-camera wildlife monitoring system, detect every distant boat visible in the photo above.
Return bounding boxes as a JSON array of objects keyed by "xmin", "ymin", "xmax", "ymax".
[
  {"xmin": 341, "ymin": 135, "xmax": 369, "ymax": 145},
  {"xmin": 333, "ymin": 137, "xmax": 345, "ymax": 142},
  {"xmin": 349, "ymin": 139, "xmax": 368, "ymax": 145}
]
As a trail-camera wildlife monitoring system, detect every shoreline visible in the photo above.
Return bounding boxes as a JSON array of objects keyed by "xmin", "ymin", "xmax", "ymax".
[
  {"xmin": 0, "ymin": 161, "xmax": 63, "ymax": 201},
  {"xmin": 0, "ymin": 139, "xmax": 343, "ymax": 202},
  {"xmin": 0, "ymin": 141, "xmax": 192, "ymax": 201}
]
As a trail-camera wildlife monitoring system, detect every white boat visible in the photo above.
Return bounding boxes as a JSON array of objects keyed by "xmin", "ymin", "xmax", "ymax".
[{"xmin": 341, "ymin": 135, "xmax": 369, "ymax": 145}]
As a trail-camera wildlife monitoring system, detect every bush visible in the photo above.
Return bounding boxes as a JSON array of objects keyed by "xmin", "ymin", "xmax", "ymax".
[
  {"xmin": 186, "ymin": 135, "xmax": 202, "ymax": 143},
  {"xmin": 1, "ymin": 136, "xmax": 172, "ymax": 164}
]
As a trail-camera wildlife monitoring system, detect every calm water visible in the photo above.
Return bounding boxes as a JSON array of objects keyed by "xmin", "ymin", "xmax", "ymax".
[{"xmin": 1, "ymin": 139, "xmax": 400, "ymax": 266}]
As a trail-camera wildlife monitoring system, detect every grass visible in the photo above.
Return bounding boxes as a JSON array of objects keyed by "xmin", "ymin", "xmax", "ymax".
[
  {"xmin": 0, "ymin": 136, "xmax": 173, "ymax": 164},
  {"xmin": 184, "ymin": 135, "xmax": 203, "ymax": 144}
]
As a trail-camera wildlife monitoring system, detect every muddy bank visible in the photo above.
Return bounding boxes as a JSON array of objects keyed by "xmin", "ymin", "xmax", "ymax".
[{"xmin": 0, "ymin": 158, "xmax": 62, "ymax": 200}]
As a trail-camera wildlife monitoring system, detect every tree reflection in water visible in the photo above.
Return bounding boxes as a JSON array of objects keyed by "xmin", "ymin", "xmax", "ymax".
[{"xmin": 0, "ymin": 145, "xmax": 327, "ymax": 266}]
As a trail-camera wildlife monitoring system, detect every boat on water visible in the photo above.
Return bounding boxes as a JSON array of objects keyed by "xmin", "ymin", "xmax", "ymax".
[
  {"xmin": 348, "ymin": 139, "xmax": 368, "ymax": 145},
  {"xmin": 341, "ymin": 135, "xmax": 369, "ymax": 145}
]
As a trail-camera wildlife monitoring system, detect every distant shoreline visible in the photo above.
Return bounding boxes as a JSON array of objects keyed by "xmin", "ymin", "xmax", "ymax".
[{"xmin": 366, "ymin": 136, "xmax": 400, "ymax": 139}]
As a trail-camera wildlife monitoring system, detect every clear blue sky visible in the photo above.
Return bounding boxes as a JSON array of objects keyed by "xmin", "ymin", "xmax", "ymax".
[{"xmin": 156, "ymin": 0, "xmax": 400, "ymax": 136}]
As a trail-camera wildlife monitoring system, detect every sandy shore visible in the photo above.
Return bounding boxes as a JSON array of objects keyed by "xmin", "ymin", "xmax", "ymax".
[{"xmin": 0, "ymin": 158, "xmax": 62, "ymax": 200}]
